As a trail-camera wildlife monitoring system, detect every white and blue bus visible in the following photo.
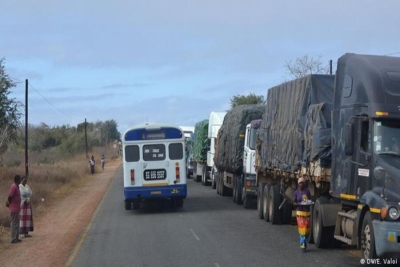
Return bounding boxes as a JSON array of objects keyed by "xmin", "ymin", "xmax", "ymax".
[{"xmin": 122, "ymin": 123, "xmax": 187, "ymax": 210}]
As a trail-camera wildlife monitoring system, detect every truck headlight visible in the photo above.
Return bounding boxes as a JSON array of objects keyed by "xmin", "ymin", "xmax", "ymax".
[{"xmin": 388, "ymin": 207, "xmax": 400, "ymax": 220}]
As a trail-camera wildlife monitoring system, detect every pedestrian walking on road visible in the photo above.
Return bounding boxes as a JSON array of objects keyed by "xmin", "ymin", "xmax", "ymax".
[
  {"xmin": 293, "ymin": 177, "xmax": 312, "ymax": 253},
  {"xmin": 19, "ymin": 176, "xmax": 34, "ymax": 237},
  {"xmin": 6, "ymin": 174, "xmax": 22, "ymax": 243}
]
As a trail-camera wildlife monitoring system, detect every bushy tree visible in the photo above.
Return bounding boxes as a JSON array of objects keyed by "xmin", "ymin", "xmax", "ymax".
[
  {"xmin": 0, "ymin": 58, "xmax": 22, "ymax": 153},
  {"xmin": 230, "ymin": 93, "xmax": 264, "ymax": 109}
]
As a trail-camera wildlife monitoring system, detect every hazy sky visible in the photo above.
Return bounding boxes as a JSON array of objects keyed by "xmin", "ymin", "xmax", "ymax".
[{"xmin": 2, "ymin": 0, "xmax": 400, "ymax": 134}]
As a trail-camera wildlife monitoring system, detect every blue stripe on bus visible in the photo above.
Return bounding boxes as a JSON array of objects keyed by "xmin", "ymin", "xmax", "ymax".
[{"xmin": 124, "ymin": 184, "xmax": 187, "ymax": 200}]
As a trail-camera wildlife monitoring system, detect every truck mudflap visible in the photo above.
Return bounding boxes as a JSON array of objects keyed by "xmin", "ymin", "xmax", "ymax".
[
  {"xmin": 124, "ymin": 184, "xmax": 187, "ymax": 200},
  {"xmin": 372, "ymin": 220, "xmax": 400, "ymax": 257}
]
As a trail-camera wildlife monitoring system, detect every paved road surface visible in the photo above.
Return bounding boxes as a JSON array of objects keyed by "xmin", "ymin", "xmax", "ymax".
[{"xmin": 70, "ymin": 169, "xmax": 361, "ymax": 267}]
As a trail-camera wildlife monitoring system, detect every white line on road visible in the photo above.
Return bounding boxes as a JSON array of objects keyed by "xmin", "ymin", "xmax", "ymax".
[
  {"xmin": 179, "ymin": 213, "xmax": 183, "ymax": 217},
  {"xmin": 214, "ymin": 263, "xmax": 221, "ymax": 267},
  {"xmin": 190, "ymin": 228, "xmax": 200, "ymax": 241}
]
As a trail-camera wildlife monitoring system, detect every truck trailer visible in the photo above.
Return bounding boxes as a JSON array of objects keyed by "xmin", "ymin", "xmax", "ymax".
[
  {"xmin": 214, "ymin": 104, "xmax": 264, "ymax": 208},
  {"xmin": 255, "ymin": 53, "xmax": 400, "ymax": 259},
  {"xmin": 192, "ymin": 119, "xmax": 209, "ymax": 184},
  {"xmin": 207, "ymin": 111, "xmax": 227, "ymax": 189}
]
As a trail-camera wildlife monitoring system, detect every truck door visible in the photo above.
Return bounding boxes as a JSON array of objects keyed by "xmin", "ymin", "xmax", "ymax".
[{"xmin": 353, "ymin": 117, "xmax": 371, "ymax": 198}]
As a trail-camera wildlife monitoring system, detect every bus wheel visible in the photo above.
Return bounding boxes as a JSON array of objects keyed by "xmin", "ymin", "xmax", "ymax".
[
  {"xmin": 361, "ymin": 211, "xmax": 377, "ymax": 259},
  {"xmin": 132, "ymin": 200, "xmax": 140, "ymax": 210},
  {"xmin": 124, "ymin": 201, "xmax": 132, "ymax": 210}
]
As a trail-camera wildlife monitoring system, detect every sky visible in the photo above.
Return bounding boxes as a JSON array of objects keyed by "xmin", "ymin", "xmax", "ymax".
[{"xmin": 1, "ymin": 0, "xmax": 400, "ymax": 134}]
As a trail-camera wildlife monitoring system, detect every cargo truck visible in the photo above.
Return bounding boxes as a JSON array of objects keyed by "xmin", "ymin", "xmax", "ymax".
[
  {"xmin": 214, "ymin": 104, "xmax": 264, "ymax": 208},
  {"xmin": 207, "ymin": 112, "xmax": 227, "ymax": 189},
  {"xmin": 192, "ymin": 119, "xmax": 209, "ymax": 184},
  {"xmin": 255, "ymin": 53, "xmax": 400, "ymax": 259}
]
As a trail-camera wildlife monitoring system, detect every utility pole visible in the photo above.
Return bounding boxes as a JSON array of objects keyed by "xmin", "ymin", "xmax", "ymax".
[
  {"xmin": 330, "ymin": 60, "xmax": 333, "ymax": 75},
  {"xmin": 85, "ymin": 118, "xmax": 88, "ymax": 158},
  {"xmin": 25, "ymin": 79, "xmax": 29, "ymax": 177}
]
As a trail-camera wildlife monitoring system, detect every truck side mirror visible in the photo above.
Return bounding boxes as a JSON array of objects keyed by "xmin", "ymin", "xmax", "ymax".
[{"xmin": 345, "ymin": 122, "xmax": 354, "ymax": 156}]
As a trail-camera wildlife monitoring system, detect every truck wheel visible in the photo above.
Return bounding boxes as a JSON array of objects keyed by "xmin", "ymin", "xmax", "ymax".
[
  {"xmin": 124, "ymin": 201, "xmax": 132, "ymax": 210},
  {"xmin": 306, "ymin": 198, "xmax": 315, "ymax": 244},
  {"xmin": 268, "ymin": 184, "xmax": 281, "ymax": 224},
  {"xmin": 201, "ymin": 169, "xmax": 205, "ymax": 185},
  {"xmin": 221, "ymin": 183, "xmax": 228, "ymax": 196},
  {"xmin": 215, "ymin": 173, "xmax": 221, "ymax": 194},
  {"xmin": 281, "ymin": 201, "xmax": 293, "ymax": 224},
  {"xmin": 263, "ymin": 184, "xmax": 270, "ymax": 222},
  {"xmin": 361, "ymin": 212, "xmax": 377, "ymax": 259},
  {"xmin": 195, "ymin": 175, "xmax": 201, "ymax": 183},
  {"xmin": 212, "ymin": 172, "xmax": 216, "ymax": 189},
  {"xmin": 313, "ymin": 197, "xmax": 331, "ymax": 248},
  {"xmin": 236, "ymin": 176, "xmax": 243, "ymax": 205},
  {"xmin": 257, "ymin": 183, "xmax": 265, "ymax": 219},
  {"xmin": 232, "ymin": 176, "xmax": 237, "ymax": 203}
]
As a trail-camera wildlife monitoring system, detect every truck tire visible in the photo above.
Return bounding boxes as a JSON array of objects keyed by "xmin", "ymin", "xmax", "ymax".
[
  {"xmin": 268, "ymin": 184, "xmax": 281, "ymax": 224},
  {"xmin": 306, "ymin": 196, "xmax": 316, "ymax": 244},
  {"xmin": 221, "ymin": 183, "xmax": 228, "ymax": 196},
  {"xmin": 263, "ymin": 184, "xmax": 270, "ymax": 222},
  {"xmin": 215, "ymin": 173, "xmax": 221, "ymax": 194},
  {"xmin": 281, "ymin": 201, "xmax": 293, "ymax": 224},
  {"xmin": 361, "ymin": 211, "xmax": 377, "ymax": 259},
  {"xmin": 201, "ymin": 168, "xmax": 206, "ymax": 185},
  {"xmin": 257, "ymin": 183, "xmax": 265, "ymax": 219},
  {"xmin": 232, "ymin": 176, "xmax": 237, "ymax": 203},
  {"xmin": 195, "ymin": 174, "xmax": 201, "ymax": 182},
  {"xmin": 212, "ymin": 171, "xmax": 217, "ymax": 189},
  {"xmin": 313, "ymin": 197, "xmax": 331, "ymax": 248},
  {"xmin": 124, "ymin": 201, "xmax": 132, "ymax": 210},
  {"xmin": 235, "ymin": 176, "xmax": 243, "ymax": 205}
]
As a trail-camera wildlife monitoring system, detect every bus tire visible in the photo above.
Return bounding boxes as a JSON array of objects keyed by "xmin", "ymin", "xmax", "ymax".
[
  {"xmin": 124, "ymin": 201, "xmax": 132, "ymax": 210},
  {"xmin": 132, "ymin": 200, "xmax": 140, "ymax": 210},
  {"xmin": 269, "ymin": 184, "xmax": 281, "ymax": 224},
  {"xmin": 263, "ymin": 184, "xmax": 270, "ymax": 222},
  {"xmin": 313, "ymin": 197, "xmax": 330, "ymax": 248},
  {"xmin": 361, "ymin": 211, "xmax": 377, "ymax": 259}
]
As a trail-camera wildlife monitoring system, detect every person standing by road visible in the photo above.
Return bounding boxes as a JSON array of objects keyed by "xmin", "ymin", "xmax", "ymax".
[
  {"xmin": 19, "ymin": 176, "xmax": 34, "ymax": 238},
  {"xmin": 101, "ymin": 154, "xmax": 105, "ymax": 171},
  {"xmin": 89, "ymin": 155, "xmax": 95, "ymax": 175},
  {"xmin": 6, "ymin": 174, "xmax": 22, "ymax": 243},
  {"xmin": 293, "ymin": 177, "xmax": 312, "ymax": 253}
]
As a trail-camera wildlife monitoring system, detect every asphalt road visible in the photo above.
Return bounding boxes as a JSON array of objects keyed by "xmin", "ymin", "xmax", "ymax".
[{"xmin": 70, "ymin": 169, "xmax": 361, "ymax": 267}]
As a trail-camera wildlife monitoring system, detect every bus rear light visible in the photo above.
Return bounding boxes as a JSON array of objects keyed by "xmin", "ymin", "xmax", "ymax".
[
  {"xmin": 130, "ymin": 169, "xmax": 135, "ymax": 185},
  {"xmin": 175, "ymin": 166, "xmax": 180, "ymax": 179}
]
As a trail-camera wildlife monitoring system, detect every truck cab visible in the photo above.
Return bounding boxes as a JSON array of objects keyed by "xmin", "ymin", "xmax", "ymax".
[{"xmin": 241, "ymin": 119, "xmax": 261, "ymax": 208}]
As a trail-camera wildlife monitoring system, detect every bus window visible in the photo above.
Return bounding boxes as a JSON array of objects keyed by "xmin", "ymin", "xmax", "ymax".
[
  {"xmin": 169, "ymin": 143, "xmax": 183, "ymax": 160},
  {"xmin": 125, "ymin": 145, "xmax": 140, "ymax": 162},
  {"xmin": 143, "ymin": 144, "xmax": 166, "ymax": 161}
]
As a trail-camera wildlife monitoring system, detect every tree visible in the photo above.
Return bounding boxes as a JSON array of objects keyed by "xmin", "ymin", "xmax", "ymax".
[
  {"xmin": 284, "ymin": 55, "xmax": 330, "ymax": 79},
  {"xmin": 0, "ymin": 58, "xmax": 22, "ymax": 153},
  {"xmin": 230, "ymin": 93, "xmax": 264, "ymax": 109}
]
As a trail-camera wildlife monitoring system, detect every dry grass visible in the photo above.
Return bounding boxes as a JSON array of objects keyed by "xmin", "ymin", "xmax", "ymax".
[{"xmin": 0, "ymin": 145, "xmax": 119, "ymax": 244}]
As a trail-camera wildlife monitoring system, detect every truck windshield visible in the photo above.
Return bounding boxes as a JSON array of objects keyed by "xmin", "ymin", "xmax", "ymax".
[
  {"xmin": 249, "ymin": 127, "xmax": 257, "ymax": 150},
  {"xmin": 373, "ymin": 119, "xmax": 400, "ymax": 155}
]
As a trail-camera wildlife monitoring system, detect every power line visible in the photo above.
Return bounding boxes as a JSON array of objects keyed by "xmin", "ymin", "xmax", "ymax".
[
  {"xmin": 28, "ymin": 81, "xmax": 81, "ymax": 122},
  {"xmin": 384, "ymin": 51, "xmax": 400, "ymax": 56}
]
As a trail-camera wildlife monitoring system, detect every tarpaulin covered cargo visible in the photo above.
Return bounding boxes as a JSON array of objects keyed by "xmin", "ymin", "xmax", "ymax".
[
  {"xmin": 215, "ymin": 104, "xmax": 264, "ymax": 174},
  {"xmin": 192, "ymin": 119, "xmax": 209, "ymax": 163},
  {"xmin": 257, "ymin": 75, "xmax": 334, "ymax": 172}
]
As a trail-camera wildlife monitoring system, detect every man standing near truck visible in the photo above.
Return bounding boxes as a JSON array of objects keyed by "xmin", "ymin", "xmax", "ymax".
[{"xmin": 293, "ymin": 177, "xmax": 312, "ymax": 253}]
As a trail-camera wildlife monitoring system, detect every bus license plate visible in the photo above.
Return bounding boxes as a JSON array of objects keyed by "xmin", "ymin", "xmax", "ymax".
[
  {"xmin": 171, "ymin": 188, "xmax": 180, "ymax": 194},
  {"xmin": 144, "ymin": 169, "xmax": 166, "ymax": 180}
]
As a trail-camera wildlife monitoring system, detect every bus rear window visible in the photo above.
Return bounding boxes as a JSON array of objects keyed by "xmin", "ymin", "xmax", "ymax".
[
  {"xmin": 125, "ymin": 145, "xmax": 140, "ymax": 162},
  {"xmin": 143, "ymin": 144, "xmax": 166, "ymax": 161},
  {"xmin": 169, "ymin": 143, "xmax": 183, "ymax": 160}
]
